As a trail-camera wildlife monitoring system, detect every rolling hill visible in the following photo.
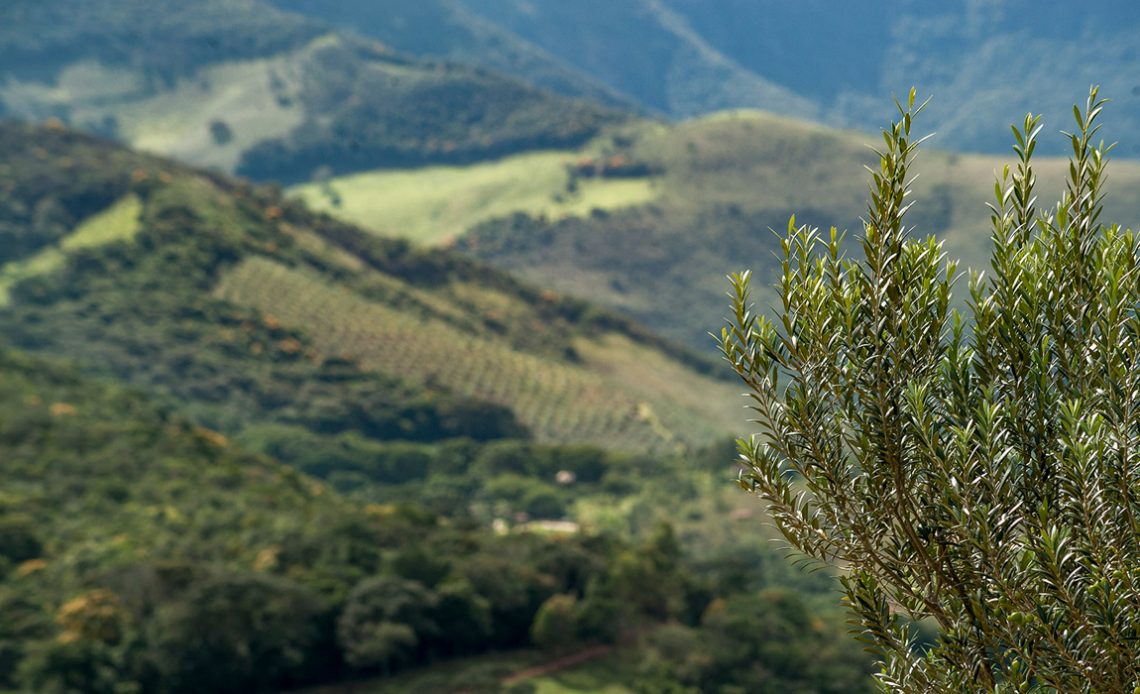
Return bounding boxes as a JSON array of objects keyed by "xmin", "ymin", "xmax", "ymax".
[
  {"xmin": 0, "ymin": 121, "xmax": 741, "ymax": 453},
  {"xmin": 270, "ymin": 0, "xmax": 639, "ymax": 112},
  {"xmin": 272, "ymin": 0, "xmax": 1140, "ymax": 158},
  {"xmin": 0, "ymin": 0, "xmax": 626, "ymax": 184},
  {"xmin": 299, "ymin": 108, "xmax": 1140, "ymax": 351}
]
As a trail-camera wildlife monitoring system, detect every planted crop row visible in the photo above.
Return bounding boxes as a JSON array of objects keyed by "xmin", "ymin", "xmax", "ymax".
[{"xmin": 214, "ymin": 257, "xmax": 674, "ymax": 450}]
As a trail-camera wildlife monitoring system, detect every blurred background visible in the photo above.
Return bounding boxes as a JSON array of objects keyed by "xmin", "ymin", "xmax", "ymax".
[{"xmin": 1, "ymin": 2, "xmax": 1137, "ymax": 692}]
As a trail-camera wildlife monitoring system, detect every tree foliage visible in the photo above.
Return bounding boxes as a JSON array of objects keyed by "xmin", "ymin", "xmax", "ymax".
[{"xmin": 721, "ymin": 87, "xmax": 1140, "ymax": 690}]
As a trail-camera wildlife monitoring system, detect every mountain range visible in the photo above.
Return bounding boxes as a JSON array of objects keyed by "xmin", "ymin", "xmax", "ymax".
[
  {"xmin": 273, "ymin": 0, "xmax": 1140, "ymax": 157},
  {"xmin": 0, "ymin": 0, "xmax": 624, "ymax": 183}
]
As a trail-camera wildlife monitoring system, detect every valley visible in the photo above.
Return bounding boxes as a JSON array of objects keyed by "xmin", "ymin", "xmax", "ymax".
[{"xmin": 4, "ymin": 1, "xmax": 1139, "ymax": 691}]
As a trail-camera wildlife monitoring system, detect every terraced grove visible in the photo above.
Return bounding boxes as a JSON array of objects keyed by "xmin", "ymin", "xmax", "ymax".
[{"xmin": 213, "ymin": 256, "xmax": 740, "ymax": 451}]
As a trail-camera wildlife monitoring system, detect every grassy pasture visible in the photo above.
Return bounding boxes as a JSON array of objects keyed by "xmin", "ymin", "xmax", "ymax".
[{"xmin": 290, "ymin": 148, "xmax": 660, "ymax": 244}]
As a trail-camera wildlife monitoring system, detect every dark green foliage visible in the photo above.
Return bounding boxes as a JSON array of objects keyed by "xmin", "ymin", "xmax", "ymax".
[
  {"xmin": 429, "ymin": 579, "xmax": 493, "ymax": 657},
  {"xmin": 0, "ymin": 515, "xmax": 42, "ymax": 565},
  {"xmin": 0, "ymin": 341, "xmax": 870, "ymax": 690},
  {"xmin": 723, "ymin": 88, "xmax": 1140, "ymax": 689},
  {"xmin": 0, "ymin": 124, "xmax": 140, "ymax": 263},
  {"xmin": 0, "ymin": 347, "xmax": 346, "ymax": 691},
  {"xmin": 530, "ymin": 593, "xmax": 581, "ymax": 652},
  {"xmin": 634, "ymin": 590, "xmax": 873, "ymax": 693},
  {"xmin": 150, "ymin": 573, "xmax": 330, "ymax": 693},
  {"xmin": 337, "ymin": 576, "xmax": 438, "ymax": 671},
  {"xmin": 237, "ymin": 40, "xmax": 624, "ymax": 184},
  {"xmin": 0, "ymin": 590, "xmax": 52, "ymax": 689},
  {"xmin": 17, "ymin": 637, "xmax": 136, "ymax": 694},
  {"xmin": 208, "ymin": 120, "xmax": 234, "ymax": 146}
]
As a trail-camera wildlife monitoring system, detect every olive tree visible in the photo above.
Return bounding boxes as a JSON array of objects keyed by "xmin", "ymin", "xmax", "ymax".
[{"xmin": 720, "ymin": 87, "xmax": 1140, "ymax": 692}]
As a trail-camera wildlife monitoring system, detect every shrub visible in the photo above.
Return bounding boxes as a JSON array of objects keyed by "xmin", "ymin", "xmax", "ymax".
[{"xmin": 721, "ymin": 87, "xmax": 1140, "ymax": 689}]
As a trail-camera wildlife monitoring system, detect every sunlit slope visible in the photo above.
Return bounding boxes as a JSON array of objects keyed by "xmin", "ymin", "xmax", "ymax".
[
  {"xmin": 290, "ymin": 148, "xmax": 660, "ymax": 244},
  {"xmin": 214, "ymin": 256, "xmax": 740, "ymax": 450},
  {"xmin": 453, "ymin": 110, "xmax": 1140, "ymax": 349},
  {"xmin": 0, "ymin": 122, "xmax": 740, "ymax": 454}
]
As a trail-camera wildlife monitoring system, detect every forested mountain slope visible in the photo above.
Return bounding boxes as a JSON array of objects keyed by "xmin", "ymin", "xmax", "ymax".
[
  {"xmin": 0, "ymin": 0, "xmax": 625, "ymax": 183},
  {"xmin": 0, "ymin": 344, "xmax": 874, "ymax": 693},
  {"xmin": 274, "ymin": 0, "xmax": 1140, "ymax": 157}
]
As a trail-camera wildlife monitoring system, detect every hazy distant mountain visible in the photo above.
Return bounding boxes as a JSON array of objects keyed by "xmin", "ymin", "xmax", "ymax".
[
  {"xmin": 271, "ymin": 0, "xmax": 641, "ymax": 111},
  {"xmin": 0, "ymin": 0, "xmax": 626, "ymax": 183},
  {"xmin": 273, "ymin": 0, "xmax": 1140, "ymax": 156}
]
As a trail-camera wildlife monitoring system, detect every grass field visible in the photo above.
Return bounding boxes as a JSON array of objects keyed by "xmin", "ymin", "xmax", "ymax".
[
  {"xmin": 290, "ymin": 148, "xmax": 660, "ymax": 244},
  {"xmin": 121, "ymin": 47, "xmax": 310, "ymax": 172},
  {"xmin": 0, "ymin": 194, "xmax": 142, "ymax": 305}
]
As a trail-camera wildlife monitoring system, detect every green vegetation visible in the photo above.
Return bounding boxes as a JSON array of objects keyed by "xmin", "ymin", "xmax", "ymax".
[
  {"xmin": 0, "ymin": 345, "xmax": 871, "ymax": 691},
  {"xmin": 0, "ymin": 122, "xmax": 737, "ymax": 455},
  {"xmin": 213, "ymin": 256, "xmax": 736, "ymax": 449},
  {"xmin": 270, "ymin": 0, "xmax": 636, "ymax": 111},
  {"xmin": 723, "ymin": 90, "xmax": 1140, "ymax": 689},
  {"xmin": 290, "ymin": 149, "xmax": 658, "ymax": 244},
  {"xmin": 454, "ymin": 110, "xmax": 1140, "ymax": 349},
  {"xmin": 306, "ymin": 109, "xmax": 1140, "ymax": 351},
  {"xmin": 0, "ymin": 119, "xmax": 876, "ymax": 692},
  {"xmin": 1, "ymin": 1, "xmax": 625, "ymax": 183},
  {"xmin": 0, "ymin": 194, "xmax": 141, "ymax": 305}
]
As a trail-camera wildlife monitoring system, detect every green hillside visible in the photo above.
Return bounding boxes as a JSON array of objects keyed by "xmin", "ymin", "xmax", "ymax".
[
  {"xmin": 0, "ymin": 0, "xmax": 625, "ymax": 184},
  {"xmin": 303, "ymin": 109, "xmax": 1140, "ymax": 350},
  {"xmin": 0, "ymin": 122, "xmax": 877, "ymax": 693},
  {"xmin": 270, "ymin": 0, "xmax": 637, "ymax": 112},
  {"xmin": 0, "ymin": 345, "xmax": 869, "ymax": 693},
  {"xmin": 0, "ymin": 121, "xmax": 740, "ymax": 455},
  {"xmin": 0, "ymin": 194, "xmax": 142, "ymax": 305}
]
